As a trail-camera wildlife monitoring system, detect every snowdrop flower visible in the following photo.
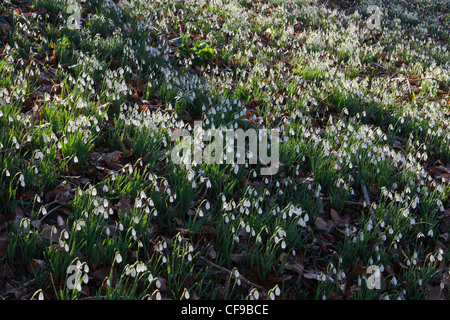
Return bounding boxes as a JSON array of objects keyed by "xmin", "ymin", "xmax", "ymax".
[{"xmin": 391, "ymin": 277, "xmax": 398, "ymax": 286}]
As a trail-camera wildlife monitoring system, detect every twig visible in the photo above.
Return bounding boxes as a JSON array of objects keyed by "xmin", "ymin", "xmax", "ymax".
[
  {"xmin": 407, "ymin": 77, "xmax": 449, "ymax": 91},
  {"xmin": 18, "ymin": 279, "xmax": 35, "ymax": 290},
  {"xmin": 0, "ymin": 141, "xmax": 31, "ymax": 154},
  {"xmin": 79, "ymin": 296, "xmax": 106, "ymax": 300},
  {"xmin": 361, "ymin": 181, "xmax": 375, "ymax": 217},
  {"xmin": 200, "ymin": 256, "xmax": 267, "ymax": 293},
  {"xmin": 31, "ymin": 200, "xmax": 64, "ymax": 228},
  {"xmin": 343, "ymin": 200, "xmax": 366, "ymax": 207},
  {"xmin": 390, "ymin": 77, "xmax": 449, "ymax": 91},
  {"xmin": 322, "ymin": 197, "xmax": 365, "ymax": 207},
  {"xmin": 318, "ymin": 197, "xmax": 325, "ymax": 216}
]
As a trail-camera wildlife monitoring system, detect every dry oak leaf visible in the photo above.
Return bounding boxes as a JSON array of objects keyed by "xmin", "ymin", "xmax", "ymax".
[{"xmin": 315, "ymin": 216, "xmax": 333, "ymax": 232}]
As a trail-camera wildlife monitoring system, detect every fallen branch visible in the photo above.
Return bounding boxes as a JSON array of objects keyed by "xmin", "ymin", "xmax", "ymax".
[
  {"xmin": 79, "ymin": 296, "xmax": 106, "ymax": 300},
  {"xmin": 200, "ymin": 256, "xmax": 267, "ymax": 293},
  {"xmin": 361, "ymin": 181, "xmax": 375, "ymax": 217},
  {"xmin": 321, "ymin": 197, "xmax": 365, "ymax": 207},
  {"xmin": 0, "ymin": 141, "xmax": 31, "ymax": 154},
  {"xmin": 408, "ymin": 77, "xmax": 449, "ymax": 91},
  {"xmin": 30, "ymin": 200, "xmax": 65, "ymax": 228}
]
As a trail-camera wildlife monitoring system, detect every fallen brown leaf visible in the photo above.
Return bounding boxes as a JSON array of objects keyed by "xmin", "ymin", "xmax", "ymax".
[
  {"xmin": 28, "ymin": 258, "xmax": 46, "ymax": 274},
  {"xmin": 302, "ymin": 270, "xmax": 321, "ymax": 280},
  {"xmin": 315, "ymin": 216, "xmax": 332, "ymax": 232},
  {"xmin": 0, "ymin": 234, "xmax": 10, "ymax": 258},
  {"xmin": 205, "ymin": 245, "xmax": 216, "ymax": 260},
  {"xmin": 1, "ymin": 22, "xmax": 12, "ymax": 36},
  {"xmin": 426, "ymin": 285, "xmax": 444, "ymax": 300},
  {"xmin": 285, "ymin": 259, "xmax": 304, "ymax": 278},
  {"xmin": 230, "ymin": 253, "xmax": 245, "ymax": 265}
]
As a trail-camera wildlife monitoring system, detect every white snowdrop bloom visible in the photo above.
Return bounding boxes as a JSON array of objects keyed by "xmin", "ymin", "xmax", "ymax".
[
  {"xmin": 427, "ymin": 229, "xmax": 434, "ymax": 237},
  {"xmin": 391, "ymin": 277, "xmax": 398, "ymax": 286},
  {"xmin": 275, "ymin": 286, "xmax": 281, "ymax": 296},
  {"xmin": 38, "ymin": 292, "xmax": 44, "ymax": 300},
  {"xmin": 402, "ymin": 209, "xmax": 409, "ymax": 218},
  {"xmin": 115, "ymin": 253, "xmax": 123, "ymax": 264},
  {"xmin": 298, "ymin": 218, "xmax": 306, "ymax": 227},
  {"xmin": 74, "ymin": 156, "xmax": 79, "ymax": 164}
]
